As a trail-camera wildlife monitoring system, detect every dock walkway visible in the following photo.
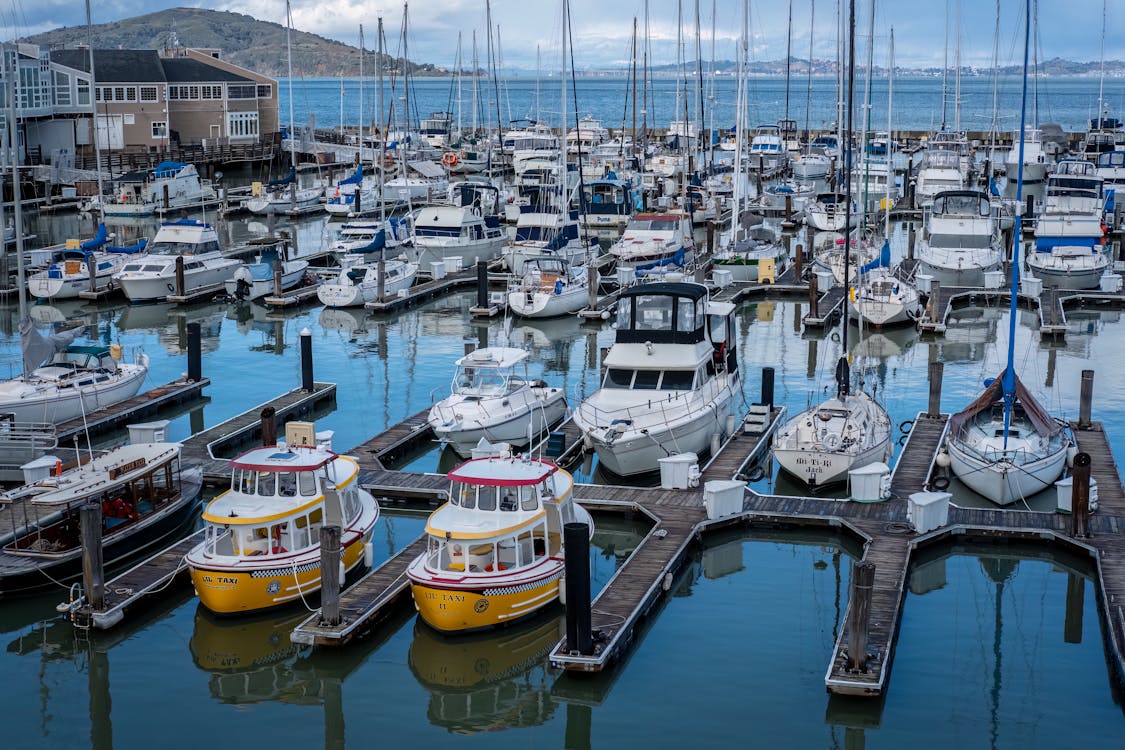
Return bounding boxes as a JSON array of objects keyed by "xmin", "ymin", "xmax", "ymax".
[{"xmin": 55, "ymin": 378, "xmax": 210, "ymax": 444}]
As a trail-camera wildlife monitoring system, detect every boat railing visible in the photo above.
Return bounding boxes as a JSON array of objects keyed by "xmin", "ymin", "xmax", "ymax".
[{"xmin": 576, "ymin": 377, "xmax": 730, "ymax": 433}]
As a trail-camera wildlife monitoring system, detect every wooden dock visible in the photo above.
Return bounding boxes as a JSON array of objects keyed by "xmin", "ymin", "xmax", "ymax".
[
  {"xmin": 181, "ymin": 381, "xmax": 338, "ymax": 483},
  {"xmin": 55, "ymin": 377, "xmax": 210, "ymax": 445},
  {"xmin": 263, "ymin": 282, "xmax": 323, "ymax": 308},
  {"xmin": 917, "ymin": 283, "xmax": 1125, "ymax": 338},
  {"xmin": 803, "ymin": 285, "xmax": 847, "ymax": 329},
  {"xmin": 165, "ymin": 282, "xmax": 227, "ymax": 305},
  {"xmin": 63, "ymin": 529, "xmax": 205, "ymax": 630},
  {"xmin": 365, "ymin": 270, "xmax": 476, "ymax": 313},
  {"xmin": 887, "ymin": 412, "xmax": 948, "ymax": 499}
]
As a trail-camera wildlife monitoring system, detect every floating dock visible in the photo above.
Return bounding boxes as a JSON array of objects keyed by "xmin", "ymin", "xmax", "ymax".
[{"xmin": 55, "ymin": 377, "xmax": 210, "ymax": 445}]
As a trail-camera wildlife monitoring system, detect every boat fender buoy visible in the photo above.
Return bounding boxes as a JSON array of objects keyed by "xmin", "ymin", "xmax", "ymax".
[
  {"xmin": 932, "ymin": 475, "xmax": 951, "ymax": 491},
  {"xmin": 339, "ymin": 561, "xmax": 346, "ymax": 589},
  {"xmin": 363, "ymin": 542, "xmax": 374, "ymax": 568},
  {"xmin": 935, "ymin": 450, "xmax": 952, "ymax": 468},
  {"xmin": 166, "ymin": 283, "xmax": 175, "ymax": 293}
]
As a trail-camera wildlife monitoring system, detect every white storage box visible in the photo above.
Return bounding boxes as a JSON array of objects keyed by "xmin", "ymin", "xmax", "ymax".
[
  {"xmin": 315, "ymin": 430, "xmax": 335, "ymax": 452},
  {"xmin": 127, "ymin": 420, "xmax": 170, "ymax": 444},
  {"xmin": 21, "ymin": 455, "xmax": 60, "ymax": 485},
  {"xmin": 908, "ymin": 491, "xmax": 951, "ymax": 534},
  {"xmin": 429, "ymin": 261, "xmax": 446, "ymax": 280},
  {"xmin": 1020, "ymin": 275, "xmax": 1042, "ymax": 297},
  {"xmin": 61, "ymin": 187, "xmax": 77, "ymax": 199},
  {"xmin": 1100, "ymin": 273, "xmax": 1123, "ymax": 293},
  {"xmin": 982, "ymin": 270, "xmax": 1005, "ymax": 289},
  {"xmin": 617, "ymin": 266, "xmax": 636, "ymax": 287},
  {"xmin": 704, "ymin": 480, "xmax": 746, "ymax": 520},
  {"xmin": 1056, "ymin": 476, "xmax": 1098, "ymax": 513},
  {"xmin": 712, "ymin": 269, "xmax": 734, "ymax": 288},
  {"xmin": 849, "ymin": 462, "xmax": 890, "ymax": 502},
  {"xmin": 814, "ymin": 268, "xmax": 835, "ymax": 290},
  {"xmin": 658, "ymin": 452, "xmax": 699, "ymax": 490},
  {"xmin": 915, "ymin": 273, "xmax": 934, "ymax": 294},
  {"xmin": 443, "ymin": 256, "xmax": 463, "ymax": 274}
]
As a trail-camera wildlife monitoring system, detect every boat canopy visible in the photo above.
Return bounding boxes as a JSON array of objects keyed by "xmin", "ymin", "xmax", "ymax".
[
  {"xmin": 267, "ymin": 167, "xmax": 296, "ymax": 188},
  {"xmin": 615, "ymin": 282, "xmax": 709, "ymax": 345},
  {"xmin": 337, "ymin": 165, "xmax": 363, "ymax": 186},
  {"xmin": 454, "ymin": 346, "xmax": 528, "ymax": 370},
  {"xmin": 931, "ymin": 191, "xmax": 990, "ymax": 217},
  {"xmin": 448, "ymin": 457, "xmax": 556, "ymax": 487},
  {"xmin": 106, "ymin": 238, "xmax": 147, "ymax": 255},
  {"xmin": 231, "ymin": 446, "xmax": 336, "ymax": 473},
  {"xmin": 948, "ymin": 370, "xmax": 1062, "ymax": 438},
  {"xmin": 80, "ymin": 224, "xmax": 108, "ymax": 251},
  {"xmin": 153, "ymin": 161, "xmax": 188, "ymax": 178}
]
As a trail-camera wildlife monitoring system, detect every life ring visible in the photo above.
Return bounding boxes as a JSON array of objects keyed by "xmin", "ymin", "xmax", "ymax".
[
  {"xmin": 166, "ymin": 282, "xmax": 175, "ymax": 292},
  {"xmin": 824, "ymin": 433, "xmax": 841, "ymax": 450},
  {"xmin": 899, "ymin": 419, "xmax": 914, "ymax": 433},
  {"xmin": 745, "ymin": 466, "xmax": 766, "ymax": 483},
  {"xmin": 442, "ymin": 152, "xmax": 460, "ymax": 168},
  {"xmin": 932, "ymin": 475, "xmax": 951, "ymax": 491}
]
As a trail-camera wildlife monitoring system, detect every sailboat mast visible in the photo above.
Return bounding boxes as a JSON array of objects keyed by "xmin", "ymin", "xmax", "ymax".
[
  {"xmin": 1003, "ymin": 0, "xmax": 1033, "ymax": 448},
  {"xmin": 402, "ymin": 2, "xmax": 410, "ymax": 138},
  {"xmin": 535, "ymin": 44, "xmax": 541, "ymax": 124},
  {"xmin": 859, "ymin": 0, "xmax": 875, "ymax": 227},
  {"xmin": 4, "ymin": 45, "xmax": 26, "ymax": 322},
  {"xmin": 954, "ymin": 0, "xmax": 961, "ymax": 132},
  {"xmin": 784, "ymin": 0, "xmax": 793, "ymax": 123},
  {"xmin": 941, "ymin": 0, "xmax": 948, "ymax": 130},
  {"xmin": 804, "ymin": 0, "xmax": 815, "ymax": 153},
  {"xmin": 359, "ymin": 25, "xmax": 364, "ymax": 147},
  {"xmin": 560, "ymin": 0, "xmax": 567, "ymax": 186},
  {"xmin": 286, "ymin": 0, "xmax": 295, "ymax": 168},
  {"xmin": 377, "ymin": 16, "xmax": 386, "ymax": 223},
  {"xmin": 885, "ymin": 29, "xmax": 893, "ymax": 239},
  {"xmin": 733, "ymin": 0, "xmax": 747, "ymax": 227},
  {"xmin": 840, "ymin": 0, "xmax": 856, "ymax": 372},
  {"xmin": 631, "ymin": 17, "xmax": 638, "ymax": 159},
  {"xmin": 1097, "ymin": 0, "xmax": 1106, "ymax": 120},
  {"xmin": 86, "ymin": 0, "xmax": 104, "ymax": 202}
]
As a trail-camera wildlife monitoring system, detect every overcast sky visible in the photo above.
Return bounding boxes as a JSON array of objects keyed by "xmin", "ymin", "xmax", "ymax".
[{"xmin": 2, "ymin": 0, "xmax": 1120, "ymax": 70}]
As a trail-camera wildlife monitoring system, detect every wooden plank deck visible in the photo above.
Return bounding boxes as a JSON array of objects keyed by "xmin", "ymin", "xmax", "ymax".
[
  {"xmin": 65, "ymin": 528, "xmax": 205, "ymax": 630},
  {"xmin": 365, "ymin": 270, "xmax": 476, "ymax": 313},
  {"xmin": 349, "ymin": 408, "xmax": 433, "ymax": 472},
  {"xmin": 1071, "ymin": 422, "xmax": 1125, "ymax": 516},
  {"xmin": 803, "ymin": 286, "xmax": 846, "ymax": 328},
  {"xmin": 888, "ymin": 413, "xmax": 948, "ymax": 499},
  {"xmin": 699, "ymin": 406, "xmax": 784, "ymax": 483},
  {"xmin": 180, "ymin": 382, "xmax": 337, "ymax": 483},
  {"xmin": 549, "ymin": 503, "xmax": 704, "ymax": 672},
  {"xmin": 290, "ymin": 535, "xmax": 428, "ymax": 646},
  {"xmin": 55, "ymin": 377, "xmax": 210, "ymax": 444}
]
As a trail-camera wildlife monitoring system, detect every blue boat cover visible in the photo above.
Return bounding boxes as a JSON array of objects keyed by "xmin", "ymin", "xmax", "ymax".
[{"xmin": 80, "ymin": 224, "xmax": 108, "ymax": 251}]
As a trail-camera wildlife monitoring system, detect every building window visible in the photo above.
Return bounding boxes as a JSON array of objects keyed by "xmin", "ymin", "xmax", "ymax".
[
  {"xmin": 77, "ymin": 79, "xmax": 90, "ymax": 106},
  {"xmin": 227, "ymin": 84, "xmax": 256, "ymax": 100},
  {"xmin": 188, "ymin": 85, "xmax": 199, "ymax": 99},
  {"xmin": 226, "ymin": 111, "xmax": 259, "ymax": 139},
  {"xmin": 140, "ymin": 86, "xmax": 158, "ymax": 102},
  {"xmin": 54, "ymin": 71, "xmax": 71, "ymax": 106},
  {"xmin": 256, "ymin": 84, "xmax": 272, "ymax": 99},
  {"xmin": 113, "ymin": 87, "xmax": 125, "ymax": 101},
  {"xmin": 168, "ymin": 87, "xmax": 179, "ymax": 100},
  {"xmin": 152, "ymin": 121, "xmax": 167, "ymax": 139},
  {"xmin": 125, "ymin": 87, "xmax": 137, "ymax": 102}
]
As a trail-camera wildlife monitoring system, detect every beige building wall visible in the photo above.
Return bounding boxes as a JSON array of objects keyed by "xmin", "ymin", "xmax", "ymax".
[
  {"xmin": 94, "ymin": 84, "xmax": 170, "ymax": 150},
  {"xmin": 180, "ymin": 49, "xmax": 279, "ymax": 136}
]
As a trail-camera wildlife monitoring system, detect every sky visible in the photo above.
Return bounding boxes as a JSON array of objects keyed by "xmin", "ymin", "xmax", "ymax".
[{"xmin": 0, "ymin": 0, "xmax": 1120, "ymax": 71}]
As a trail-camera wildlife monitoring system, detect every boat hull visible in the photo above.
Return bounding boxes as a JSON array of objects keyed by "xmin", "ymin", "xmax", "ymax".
[
  {"xmin": 411, "ymin": 569, "xmax": 564, "ymax": 632},
  {"xmin": 948, "ymin": 439, "xmax": 1067, "ymax": 506},
  {"xmin": 1026, "ymin": 254, "xmax": 1108, "ymax": 290},
  {"xmin": 586, "ymin": 397, "xmax": 727, "ymax": 478},
  {"xmin": 430, "ymin": 390, "xmax": 568, "ymax": 455},
  {"xmin": 116, "ymin": 262, "xmax": 239, "ymax": 303},
  {"xmin": 774, "ymin": 437, "xmax": 891, "ymax": 487},
  {"xmin": 0, "ymin": 364, "xmax": 147, "ymax": 424}
]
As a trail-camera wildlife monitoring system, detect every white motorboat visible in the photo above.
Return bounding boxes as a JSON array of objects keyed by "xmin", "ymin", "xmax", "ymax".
[
  {"xmin": 1004, "ymin": 127, "xmax": 1054, "ymax": 186},
  {"xmin": 748, "ymin": 125, "xmax": 788, "ymax": 173},
  {"xmin": 326, "ymin": 219, "xmax": 411, "ymax": 262},
  {"xmin": 384, "ymin": 159, "xmax": 450, "ymax": 202},
  {"xmin": 112, "ymin": 219, "xmax": 240, "ymax": 303},
  {"xmin": 507, "ymin": 257, "xmax": 589, "ymax": 318},
  {"xmin": 573, "ymin": 282, "xmax": 741, "ymax": 477},
  {"xmin": 502, "ymin": 207, "xmax": 598, "ymax": 276},
  {"xmin": 793, "ymin": 152, "xmax": 831, "ymax": 180},
  {"xmin": 316, "ymin": 259, "xmax": 418, "ymax": 308},
  {"xmin": 850, "ymin": 267, "xmax": 922, "ymax": 328},
  {"xmin": 99, "ymin": 162, "xmax": 217, "ymax": 217},
  {"xmin": 411, "ymin": 184, "xmax": 506, "ymax": 269},
  {"xmin": 608, "ymin": 212, "xmax": 695, "ymax": 272},
  {"xmin": 26, "ymin": 225, "xmax": 147, "ymax": 300},
  {"xmin": 0, "ymin": 337, "xmax": 148, "ymax": 424},
  {"xmin": 1028, "ymin": 159, "xmax": 1110, "ymax": 290},
  {"xmin": 244, "ymin": 168, "xmax": 323, "ymax": 215},
  {"xmin": 224, "ymin": 256, "xmax": 310, "ymax": 301},
  {"xmin": 763, "ymin": 180, "xmax": 816, "ymax": 212},
  {"xmin": 502, "ymin": 124, "xmax": 561, "ymax": 175},
  {"xmin": 915, "ymin": 149, "xmax": 966, "ymax": 208},
  {"xmin": 580, "ymin": 178, "xmax": 635, "ymax": 232},
  {"xmin": 915, "ymin": 190, "xmax": 1003, "ymax": 287},
  {"xmin": 427, "ymin": 347, "xmax": 567, "ymax": 455},
  {"xmin": 714, "ymin": 221, "xmax": 787, "ymax": 283}
]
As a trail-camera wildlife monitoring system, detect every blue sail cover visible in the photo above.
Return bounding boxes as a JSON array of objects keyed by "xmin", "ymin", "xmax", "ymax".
[
  {"xmin": 859, "ymin": 240, "xmax": 892, "ymax": 274},
  {"xmin": 80, "ymin": 224, "xmax": 108, "ymax": 251},
  {"xmin": 152, "ymin": 161, "xmax": 187, "ymax": 178},
  {"xmin": 267, "ymin": 168, "xmax": 296, "ymax": 188},
  {"xmin": 105, "ymin": 238, "xmax": 147, "ymax": 254},
  {"xmin": 635, "ymin": 247, "xmax": 687, "ymax": 276},
  {"xmin": 338, "ymin": 165, "xmax": 363, "ymax": 186}
]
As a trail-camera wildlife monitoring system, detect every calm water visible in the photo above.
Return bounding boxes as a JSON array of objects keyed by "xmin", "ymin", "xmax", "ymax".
[
  {"xmin": 2, "ymin": 205, "xmax": 1125, "ymax": 745},
  {"xmin": 281, "ymin": 75, "xmax": 1125, "ymax": 134}
]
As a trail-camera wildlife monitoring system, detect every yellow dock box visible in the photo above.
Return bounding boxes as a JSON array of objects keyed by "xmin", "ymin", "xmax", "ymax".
[
  {"xmin": 758, "ymin": 258, "xmax": 776, "ymax": 284},
  {"xmin": 252, "ymin": 181, "xmax": 263, "ymax": 197},
  {"xmin": 65, "ymin": 238, "xmax": 81, "ymax": 250},
  {"xmin": 758, "ymin": 300, "xmax": 775, "ymax": 322}
]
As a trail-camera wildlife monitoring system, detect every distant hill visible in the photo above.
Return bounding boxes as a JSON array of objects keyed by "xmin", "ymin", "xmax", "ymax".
[
  {"xmin": 20, "ymin": 7, "xmax": 446, "ymax": 78},
  {"xmin": 628, "ymin": 56, "xmax": 1125, "ymax": 77}
]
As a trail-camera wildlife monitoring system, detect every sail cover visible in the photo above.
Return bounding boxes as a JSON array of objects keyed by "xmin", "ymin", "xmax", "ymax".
[
  {"xmin": 19, "ymin": 318, "xmax": 84, "ymax": 374},
  {"xmin": 948, "ymin": 369, "xmax": 1062, "ymax": 437}
]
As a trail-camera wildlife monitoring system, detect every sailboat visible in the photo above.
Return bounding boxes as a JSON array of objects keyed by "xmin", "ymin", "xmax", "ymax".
[
  {"xmin": 772, "ymin": 0, "xmax": 892, "ymax": 488},
  {"xmin": 26, "ymin": 224, "xmax": 147, "ymax": 300},
  {"xmin": 945, "ymin": 0, "xmax": 1070, "ymax": 507}
]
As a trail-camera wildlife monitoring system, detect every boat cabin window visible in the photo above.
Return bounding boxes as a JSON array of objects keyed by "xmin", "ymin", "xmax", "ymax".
[
  {"xmin": 660, "ymin": 370, "xmax": 695, "ymax": 390},
  {"xmin": 1097, "ymin": 152, "xmax": 1124, "ymax": 168},
  {"xmin": 933, "ymin": 193, "xmax": 989, "ymax": 216},
  {"xmin": 298, "ymin": 471, "xmax": 317, "ymax": 496},
  {"xmin": 605, "ymin": 368, "xmax": 634, "ymax": 387},
  {"xmin": 455, "ymin": 367, "xmax": 508, "ymax": 396},
  {"xmin": 626, "ymin": 218, "xmax": 678, "ymax": 232},
  {"xmin": 633, "ymin": 370, "xmax": 660, "ymax": 390},
  {"xmin": 428, "ymin": 521, "xmax": 548, "ymax": 572},
  {"xmin": 258, "ymin": 472, "xmax": 276, "ymax": 496},
  {"xmin": 634, "ymin": 294, "xmax": 674, "ymax": 330},
  {"xmin": 277, "ymin": 472, "xmax": 297, "ymax": 497},
  {"xmin": 149, "ymin": 239, "xmax": 221, "ymax": 255}
]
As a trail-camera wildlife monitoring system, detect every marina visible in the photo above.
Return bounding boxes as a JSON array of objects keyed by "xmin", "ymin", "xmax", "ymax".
[{"xmin": 2, "ymin": 0, "xmax": 1125, "ymax": 746}]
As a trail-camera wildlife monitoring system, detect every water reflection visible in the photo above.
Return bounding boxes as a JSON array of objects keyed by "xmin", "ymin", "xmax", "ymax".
[{"xmin": 409, "ymin": 617, "xmax": 562, "ymax": 734}]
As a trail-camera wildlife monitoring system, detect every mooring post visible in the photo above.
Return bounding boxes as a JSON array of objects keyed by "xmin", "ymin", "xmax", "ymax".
[
  {"xmin": 260, "ymin": 406, "xmax": 277, "ymax": 446},
  {"xmin": 784, "ymin": 194, "xmax": 793, "ymax": 223},
  {"xmin": 376, "ymin": 256, "xmax": 386, "ymax": 302},
  {"xmin": 463, "ymin": 341, "xmax": 476, "ymax": 356},
  {"xmin": 187, "ymin": 321, "xmax": 202, "ymax": 382},
  {"xmin": 1078, "ymin": 369, "xmax": 1094, "ymax": 429},
  {"xmin": 847, "ymin": 561, "xmax": 875, "ymax": 672},
  {"xmin": 476, "ymin": 260, "xmax": 488, "ymax": 308},
  {"xmin": 1071, "ymin": 452, "xmax": 1091, "ymax": 539},
  {"xmin": 319, "ymin": 525, "xmax": 342, "ymax": 626},
  {"xmin": 1046, "ymin": 285, "xmax": 1059, "ymax": 326},
  {"xmin": 1025, "ymin": 193, "xmax": 1035, "ymax": 222},
  {"xmin": 755, "ymin": 169, "xmax": 763, "ymax": 198},
  {"xmin": 706, "ymin": 219, "xmax": 715, "ymax": 255},
  {"xmin": 80, "ymin": 503, "xmax": 105, "ymax": 611},
  {"xmin": 587, "ymin": 263, "xmax": 598, "ymax": 308},
  {"xmin": 272, "ymin": 257, "xmax": 283, "ymax": 298},
  {"xmin": 794, "ymin": 243, "xmax": 803, "ymax": 278},
  {"xmin": 928, "ymin": 279, "xmax": 941, "ymax": 322},
  {"xmin": 907, "ymin": 222, "xmax": 916, "ymax": 261},
  {"xmin": 289, "ymin": 182, "xmax": 297, "ymax": 211},
  {"xmin": 927, "ymin": 361, "xmax": 944, "ymax": 418},
  {"xmin": 354, "ymin": 183, "xmax": 362, "ymax": 215},
  {"xmin": 808, "ymin": 269, "xmax": 819, "ymax": 318},
  {"xmin": 761, "ymin": 366, "xmax": 775, "ymax": 409},
  {"xmin": 88, "ymin": 250, "xmax": 97, "ymax": 292},
  {"xmin": 174, "ymin": 254, "xmax": 185, "ymax": 296},
  {"xmin": 300, "ymin": 327, "xmax": 314, "ymax": 392},
  {"xmin": 163, "ymin": 183, "xmax": 170, "ymax": 211},
  {"xmin": 563, "ymin": 521, "xmax": 593, "ymax": 655}
]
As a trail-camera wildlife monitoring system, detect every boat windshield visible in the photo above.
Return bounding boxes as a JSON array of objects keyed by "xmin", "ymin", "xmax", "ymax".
[
  {"xmin": 426, "ymin": 522, "xmax": 550, "ymax": 573},
  {"xmin": 933, "ymin": 194, "xmax": 989, "ymax": 216},
  {"xmin": 149, "ymin": 239, "xmax": 221, "ymax": 256},
  {"xmin": 454, "ymin": 367, "xmax": 511, "ymax": 397},
  {"xmin": 625, "ymin": 218, "xmax": 678, "ymax": 232},
  {"xmin": 604, "ymin": 368, "xmax": 698, "ymax": 390}
]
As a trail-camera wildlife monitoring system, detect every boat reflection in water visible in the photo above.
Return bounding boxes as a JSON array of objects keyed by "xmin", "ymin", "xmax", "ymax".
[{"xmin": 408, "ymin": 615, "xmax": 562, "ymax": 734}]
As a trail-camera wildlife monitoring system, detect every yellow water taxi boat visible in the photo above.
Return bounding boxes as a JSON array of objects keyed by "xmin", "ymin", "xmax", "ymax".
[
  {"xmin": 186, "ymin": 430, "xmax": 380, "ymax": 615},
  {"xmin": 407, "ymin": 455, "xmax": 593, "ymax": 632}
]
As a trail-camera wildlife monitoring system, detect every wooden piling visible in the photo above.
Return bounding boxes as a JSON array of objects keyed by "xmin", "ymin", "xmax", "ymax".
[
  {"xmin": 187, "ymin": 322, "xmax": 202, "ymax": 382},
  {"xmin": 476, "ymin": 260, "xmax": 488, "ymax": 309},
  {"xmin": 260, "ymin": 406, "xmax": 277, "ymax": 446},
  {"xmin": 587, "ymin": 263, "xmax": 598, "ymax": 308},
  {"xmin": 794, "ymin": 243, "xmax": 804, "ymax": 278},
  {"xmin": 563, "ymin": 521, "xmax": 593, "ymax": 655},
  {"xmin": 927, "ymin": 361, "xmax": 944, "ymax": 418},
  {"xmin": 928, "ymin": 279, "xmax": 941, "ymax": 322},
  {"xmin": 808, "ymin": 270, "xmax": 819, "ymax": 318},
  {"xmin": 376, "ymin": 256, "xmax": 386, "ymax": 302},
  {"xmin": 706, "ymin": 220, "xmax": 715, "ymax": 255},
  {"xmin": 272, "ymin": 258, "xmax": 283, "ymax": 298},
  {"xmin": 761, "ymin": 367, "xmax": 775, "ymax": 409},
  {"xmin": 1079, "ymin": 370, "xmax": 1094, "ymax": 429},
  {"xmin": 319, "ymin": 525, "xmax": 342, "ymax": 626},
  {"xmin": 80, "ymin": 503, "xmax": 105, "ymax": 611},
  {"xmin": 300, "ymin": 328, "xmax": 314, "ymax": 392},
  {"xmin": 463, "ymin": 341, "xmax": 476, "ymax": 356},
  {"xmin": 907, "ymin": 223, "xmax": 916, "ymax": 261},
  {"xmin": 847, "ymin": 561, "xmax": 875, "ymax": 672},
  {"xmin": 1071, "ymin": 452, "xmax": 1091, "ymax": 539},
  {"xmin": 174, "ymin": 255, "xmax": 185, "ymax": 296}
]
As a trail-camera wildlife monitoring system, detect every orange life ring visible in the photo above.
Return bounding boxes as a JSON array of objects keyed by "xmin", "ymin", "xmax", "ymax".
[{"xmin": 442, "ymin": 152, "xmax": 460, "ymax": 168}]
